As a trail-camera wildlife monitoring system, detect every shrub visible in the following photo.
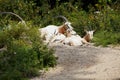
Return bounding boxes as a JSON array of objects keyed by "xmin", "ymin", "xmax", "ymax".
[
  {"xmin": 0, "ymin": 22, "xmax": 56, "ymax": 80},
  {"xmin": 93, "ymin": 31, "xmax": 120, "ymax": 46}
]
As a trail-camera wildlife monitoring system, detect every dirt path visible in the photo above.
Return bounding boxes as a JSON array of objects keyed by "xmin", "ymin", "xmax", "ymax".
[{"xmin": 31, "ymin": 44, "xmax": 120, "ymax": 80}]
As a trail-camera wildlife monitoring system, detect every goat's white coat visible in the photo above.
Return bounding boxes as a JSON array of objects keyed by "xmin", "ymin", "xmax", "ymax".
[
  {"xmin": 63, "ymin": 30, "xmax": 95, "ymax": 46},
  {"xmin": 63, "ymin": 35, "xmax": 83, "ymax": 46},
  {"xmin": 39, "ymin": 25, "xmax": 58, "ymax": 43},
  {"xmin": 50, "ymin": 33, "xmax": 66, "ymax": 43},
  {"xmin": 39, "ymin": 22, "xmax": 74, "ymax": 44}
]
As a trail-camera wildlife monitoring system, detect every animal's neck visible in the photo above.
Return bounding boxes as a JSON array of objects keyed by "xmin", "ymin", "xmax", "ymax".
[
  {"xmin": 66, "ymin": 32, "xmax": 71, "ymax": 37},
  {"xmin": 58, "ymin": 25, "xmax": 67, "ymax": 34},
  {"xmin": 83, "ymin": 34, "xmax": 90, "ymax": 42}
]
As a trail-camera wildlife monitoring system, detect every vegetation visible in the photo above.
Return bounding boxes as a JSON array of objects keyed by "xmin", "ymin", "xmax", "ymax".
[
  {"xmin": 0, "ymin": 0, "xmax": 120, "ymax": 79},
  {"xmin": 0, "ymin": 22, "xmax": 56, "ymax": 80}
]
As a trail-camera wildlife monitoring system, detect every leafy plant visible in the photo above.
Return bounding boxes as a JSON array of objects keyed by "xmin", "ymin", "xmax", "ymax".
[
  {"xmin": 0, "ymin": 22, "xmax": 56, "ymax": 80},
  {"xmin": 93, "ymin": 31, "xmax": 120, "ymax": 46}
]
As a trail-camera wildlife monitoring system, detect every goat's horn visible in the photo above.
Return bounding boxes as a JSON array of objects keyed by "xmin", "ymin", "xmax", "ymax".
[
  {"xmin": 55, "ymin": 15, "xmax": 68, "ymax": 22},
  {"xmin": 0, "ymin": 12, "xmax": 24, "ymax": 22}
]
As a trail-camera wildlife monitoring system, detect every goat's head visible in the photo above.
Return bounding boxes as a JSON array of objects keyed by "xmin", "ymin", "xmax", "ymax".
[
  {"xmin": 84, "ymin": 30, "xmax": 95, "ymax": 40},
  {"xmin": 83, "ymin": 26, "xmax": 95, "ymax": 42},
  {"xmin": 64, "ymin": 21, "xmax": 73, "ymax": 31},
  {"xmin": 56, "ymin": 15, "xmax": 74, "ymax": 31}
]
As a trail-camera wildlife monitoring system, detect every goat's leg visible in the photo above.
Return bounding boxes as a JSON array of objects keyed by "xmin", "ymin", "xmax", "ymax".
[{"xmin": 81, "ymin": 39, "xmax": 90, "ymax": 45}]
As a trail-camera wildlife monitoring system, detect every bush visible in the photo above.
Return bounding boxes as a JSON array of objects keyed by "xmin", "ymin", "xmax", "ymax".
[
  {"xmin": 0, "ymin": 22, "xmax": 56, "ymax": 80},
  {"xmin": 93, "ymin": 31, "xmax": 120, "ymax": 46}
]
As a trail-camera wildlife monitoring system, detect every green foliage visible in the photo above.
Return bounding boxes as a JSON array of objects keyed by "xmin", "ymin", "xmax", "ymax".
[
  {"xmin": 0, "ymin": 22, "xmax": 56, "ymax": 80},
  {"xmin": 0, "ymin": 0, "xmax": 40, "ymax": 21},
  {"xmin": 93, "ymin": 31, "xmax": 120, "ymax": 46}
]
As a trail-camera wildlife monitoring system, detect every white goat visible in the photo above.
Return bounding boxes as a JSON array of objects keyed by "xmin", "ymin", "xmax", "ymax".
[
  {"xmin": 63, "ymin": 35, "xmax": 83, "ymax": 46},
  {"xmin": 50, "ymin": 33, "xmax": 66, "ymax": 43},
  {"xmin": 81, "ymin": 30, "xmax": 95, "ymax": 44},
  {"xmin": 62, "ymin": 30, "xmax": 83, "ymax": 46},
  {"xmin": 62, "ymin": 29, "xmax": 95, "ymax": 46},
  {"xmin": 39, "ymin": 25, "xmax": 58, "ymax": 43},
  {"xmin": 39, "ymin": 16, "xmax": 75, "ymax": 44},
  {"xmin": 49, "ymin": 29, "xmax": 77, "ymax": 43}
]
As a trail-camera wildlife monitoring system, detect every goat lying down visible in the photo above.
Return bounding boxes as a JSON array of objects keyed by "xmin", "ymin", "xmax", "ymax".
[
  {"xmin": 39, "ymin": 16, "xmax": 75, "ymax": 44},
  {"xmin": 48, "ymin": 28, "xmax": 76, "ymax": 43},
  {"xmin": 63, "ymin": 35, "xmax": 83, "ymax": 46},
  {"xmin": 50, "ymin": 33, "xmax": 66, "ymax": 43},
  {"xmin": 48, "ymin": 29, "xmax": 80, "ymax": 46},
  {"xmin": 81, "ymin": 30, "xmax": 95, "ymax": 44},
  {"xmin": 39, "ymin": 25, "xmax": 58, "ymax": 43},
  {"xmin": 61, "ymin": 30, "xmax": 95, "ymax": 46}
]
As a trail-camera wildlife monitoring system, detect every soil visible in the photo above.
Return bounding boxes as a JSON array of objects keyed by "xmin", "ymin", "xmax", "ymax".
[{"xmin": 31, "ymin": 43, "xmax": 120, "ymax": 80}]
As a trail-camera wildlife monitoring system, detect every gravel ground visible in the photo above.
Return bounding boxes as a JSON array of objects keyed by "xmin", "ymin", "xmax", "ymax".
[{"xmin": 31, "ymin": 43, "xmax": 120, "ymax": 80}]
